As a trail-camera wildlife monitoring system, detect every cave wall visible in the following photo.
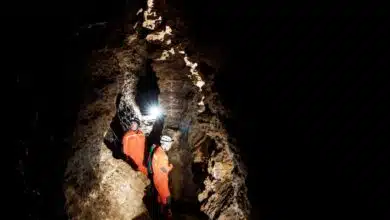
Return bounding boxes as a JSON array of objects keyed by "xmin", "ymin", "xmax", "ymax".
[
  {"xmin": 64, "ymin": 0, "xmax": 250, "ymax": 219},
  {"xmin": 15, "ymin": 3, "xmax": 390, "ymax": 220},
  {"xmin": 64, "ymin": 36, "xmax": 152, "ymax": 219},
  {"xmin": 141, "ymin": 1, "xmax": 250, "ymax": 219}
]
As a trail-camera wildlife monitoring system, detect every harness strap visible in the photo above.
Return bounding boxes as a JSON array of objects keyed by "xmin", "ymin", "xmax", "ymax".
[{"xmin": 147, "ymin": 144, "xmax": 158, "ymax": 175}]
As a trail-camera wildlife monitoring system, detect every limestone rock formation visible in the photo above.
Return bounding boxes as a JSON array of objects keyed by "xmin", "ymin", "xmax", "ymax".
[
  {"xmin": 64, "ymin": 42, "xmax": 151, "ymax": 220},
  {"xmin": 64, "ymin": 0, "xmax": 250, "ymax": 219},
  {"xmin": 142, "ymin": 1, "xmax": 250, "ymax": 219}
]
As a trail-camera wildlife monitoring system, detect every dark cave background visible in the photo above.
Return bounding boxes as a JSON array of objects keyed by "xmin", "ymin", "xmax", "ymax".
[{"xmin": 9, "ymin": 1, "xmax": 390, "ymax": 219}]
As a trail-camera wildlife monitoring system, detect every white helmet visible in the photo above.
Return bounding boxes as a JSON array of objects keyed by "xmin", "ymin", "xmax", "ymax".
[
  {"xmin": 160, "ymin": 135, "xmax": 173, "ymax": 151},
  {"xmin": 161, "ymin": 135, "xmax": 173, "ymax": 143}
]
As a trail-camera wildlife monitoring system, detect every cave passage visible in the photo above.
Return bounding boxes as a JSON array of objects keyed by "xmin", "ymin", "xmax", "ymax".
[
  {"xmin": 135, "ymin": 58, "xmax": 164, "ymax": 153},
  {"xmin": 105, "ymin": 59, "xmax": 168, "ymax": 219},
  {"xmin": 136, "ymin": 59, "xmax": 160, "ymax": 116}
]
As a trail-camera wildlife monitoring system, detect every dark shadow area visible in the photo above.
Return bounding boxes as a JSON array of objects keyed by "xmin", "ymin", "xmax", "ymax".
[
  {"xmin": 104, "ymin": 93, "xmax": 128, "ymax": 161},
  {"xmin": 171, "ymin": 200, "xmax": 209, "ymax": 220},
  {"xmin": 11, "ymin": 19, "xmax": 89, "ymax": 219},
  {"xmin": 142, "ymin": 184, "xmax": 162, "ymax": 220},
  {"xmin": 104, "ymin": 115, "xmax": 127, "ymax": 161},
  {"xmin": 212, "ymin": 18, "xmax": 390, "ymax": 220},
  {"xmin": 136, "ymin": 59, "xmax": 160, "ymax": 115},
  {"xmin": 191, "ymin": 162, "xmax": 208, "ymax": 191},
  {"xmin": 11, "ymin": 2, "xmax": 138, "ymax": 217},
  {"xmin": 191, "ymin": 136, "xmax": 216, "ymax": 193},
  {"xmin": 133, "ymin": 211, "xmax": 152, "ymax": 220}
]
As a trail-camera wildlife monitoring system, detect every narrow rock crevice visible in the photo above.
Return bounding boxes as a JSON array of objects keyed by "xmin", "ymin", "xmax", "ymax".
[
  {"xmin": 135, "ymin": 59, "xmax": 160, "ymax": 115},
  {"xmin": 64, "ymin": 0, "xmax": 250, "ymax": 219}
]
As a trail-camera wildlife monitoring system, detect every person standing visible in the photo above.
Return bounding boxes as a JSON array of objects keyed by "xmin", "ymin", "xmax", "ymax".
[
  {"xmin": 122, "ymin": 116, "xmax": 148, "ymax": 175},
  {"xmin": 147, "ymin": 135, "xmax": 174, "ymax": 219}
]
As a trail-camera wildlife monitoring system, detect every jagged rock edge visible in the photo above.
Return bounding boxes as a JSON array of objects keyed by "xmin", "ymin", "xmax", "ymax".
[{"xmin": 137, "ymin": 1, "xmax": 251, "ymax": 219}]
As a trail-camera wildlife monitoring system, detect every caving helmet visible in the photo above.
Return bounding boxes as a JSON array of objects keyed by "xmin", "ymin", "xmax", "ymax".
[
  {"xmin": 160, "ymin": 135, "xmax": 173, "ymax": 151},
  {"xmin": 129, "ymin": 116, "xmax": 141, "ymax": 131},
  {"xmin": 129, "ymin": 116, "xmax": 140, "ymax": 125}
]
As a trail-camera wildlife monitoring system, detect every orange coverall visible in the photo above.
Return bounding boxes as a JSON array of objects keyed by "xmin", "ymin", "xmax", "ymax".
[
  {"xmin": 150, "ymin": 145, "xmax": 173, "ymax": 205},
  {"xmin": 122, "ymin": 129, "xmax": 148, "ymax": 176}
]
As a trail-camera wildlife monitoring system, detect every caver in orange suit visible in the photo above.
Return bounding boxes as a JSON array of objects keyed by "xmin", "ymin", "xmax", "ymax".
[
  {"xmin": 122, "ymin": 129, "xmax": 148, "ymax": 176},
  {"xmin": 147, "ymin": 140, "xmax": 174, "ymax": 219},
  {"xmin": 148, "ymin": 145, "xmax": 173, "ymax": 205}
]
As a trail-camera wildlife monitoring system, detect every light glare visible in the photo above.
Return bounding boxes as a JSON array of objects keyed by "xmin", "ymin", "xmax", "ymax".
[{"xmin": 149, "ymin": 106, "xmax": 162, "ymax": 119}]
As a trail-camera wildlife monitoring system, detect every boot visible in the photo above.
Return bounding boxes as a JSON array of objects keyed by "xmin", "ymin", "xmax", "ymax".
[
  {"xmin": 160, "ymin": 205, "xmax": 173, "ymax": 220},
  {"xmin": 165, "ymin": 208, "xmax": 173, "ymax": 220}
]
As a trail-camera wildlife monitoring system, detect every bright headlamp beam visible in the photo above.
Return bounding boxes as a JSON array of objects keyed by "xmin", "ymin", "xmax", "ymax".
[{"xmin": 148, "ymin": 105, "xmax": 162, "ymax": 119}]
